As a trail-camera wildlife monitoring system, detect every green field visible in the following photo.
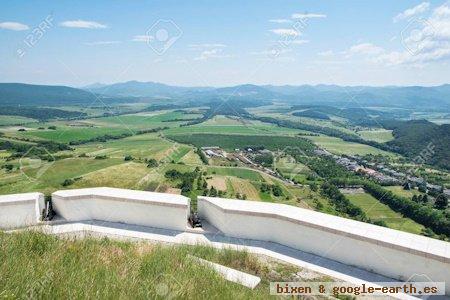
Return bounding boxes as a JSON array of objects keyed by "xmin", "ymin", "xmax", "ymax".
[
  {"xmin": 345, "ymin": 192, "xmax": 424, "ymax": 234},
  {"xmin": 74, "ymin": 133, "xmax": 179, "ymax": 160},
  {"xmin": 385, "ymin": 186, "xmax": 423, "ymax": 199},
  {"xmin": 306, "ymin": 135, "xmax": 396, "ymax": 156},
  {"xmin": 207, "ymin": 166, "xmax": 264, "ymax": 181},
  {"xmin": 166, "ymin": 134, "xmax": 315, "ymax": 151},
  {"xmin": 92, "ymin": 111, "xmax": 201, "ymax": 129},
  {"xmin": 163, "ymin": 115, "xmax": 304, "ymax": 136},
  {"xmin": 19, "ymin": 126, "xmax": 131, "ymax": 143},
  {"xmin": 12, "ymin": 111, "xmax": 199, "ymax": 143},
  {"xmin": 357, "ymin": 129, "xmax": 394, "ymax": 143},
  {"xmin": 0, "ymin": 115, "xmax": 37, "ymax": 126},
  {"xmin": 0, "ymin": 157, "xmax": 123, "ymax": 195}
]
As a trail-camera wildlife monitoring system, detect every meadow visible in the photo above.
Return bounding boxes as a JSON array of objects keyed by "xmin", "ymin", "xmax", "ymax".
[
  {"xmin": 0, "ymin": 115, "xmax": 37, "ymax": 126},
  {"xmin": 0, "ymin": 230, "xmax": 322, "ymax": 299},
  {"xmin": 305, "ymin": 135, "xmax": 396, "ymax": 156},
  {"xmin": 344, "ymin": 192, "xmax": 424, "ymax": 234},
  {"xmin": 166, "ymin": 133, "xmax": 315, "ymax": 151},
  {"xmin": 357, "ymin": 129, "xmax": 394, "ymax": 143},
  {"xmin": 163, "ymin": 115, "xmax": 303, "ymax": 136}
]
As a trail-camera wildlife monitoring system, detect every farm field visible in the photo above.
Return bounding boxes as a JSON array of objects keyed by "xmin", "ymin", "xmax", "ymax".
[
  {"xmin": 0, "ymin": 157, "xmax": 123, "ymax": 195},
  {"xmin": 385, "ymin": 186, "xmax": 423, "ymax": 199},
  {"xmin": 8, "ymin": 111, "xmax": 199, "ymax": 143},
  {"xmin": 357, "ymin": 129, "xmax": 394, "ymax": 143},
  {"xmin": 207, "ymin": 166, "xmax": 264, "ymax": 181},
  {"xmin": 345, "ymin": 192, "xmax": 425, "ymax": 234},
  {"xmin": 74, "ymin": 133, "xmax": 176, "ymax": 160},
  {"xmin": 305, "ymin": 135, "xmax": 396, "ymax": 156},
  {"xmin": 91, "ymin": 111, "xmax": 201, "ymax": 129},
  {"xmin": 163, "ymin": 116, "xmax": 304, "ymax": 136},
  {"xmin": 19, "ymin": 126, "xmax": 131, "ymax": 143},
  {"xmin": 0, "ymin": 115, "xmax": 37, "ymax": 126},
  {"xmin": 167, "ymin": 133, "xmax": 315, "ymax": 151}
]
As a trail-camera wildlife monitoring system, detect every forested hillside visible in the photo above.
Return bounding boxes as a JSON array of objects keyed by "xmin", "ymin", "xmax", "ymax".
[
  {"xmin": 0, "ymin": 83, "xmax": 134, "ymax": 106},
  {"xmin": 385, "ymin": 120, "xmax": 450, "ymax": 170}
]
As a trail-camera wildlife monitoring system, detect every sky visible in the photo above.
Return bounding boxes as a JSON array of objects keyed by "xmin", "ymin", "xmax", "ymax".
[{"xmin": 0, "ymin": 0, "xmax": 450, "ymax": 87}]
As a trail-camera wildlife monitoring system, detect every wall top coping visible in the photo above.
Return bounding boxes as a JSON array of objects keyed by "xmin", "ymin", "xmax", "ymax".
[
  {"xmin": 199, "ymin": 196, "xmax": 450, "ymax": 262},
  {"xmin": 0, "ymin": 192, "xmax": 43, "ymax": 205},
  {"xmin": 52, "ymin": 187, "xmax": 190, "ymax": 207}
]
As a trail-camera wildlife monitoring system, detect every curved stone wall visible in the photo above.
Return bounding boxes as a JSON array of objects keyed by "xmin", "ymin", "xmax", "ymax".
[
  {"xmin": 0, "ymin": 192, "xmax": 44, "ymax": 229},
  {"xmin": 198, "ymin": 196, "xmax": 450, "ymax": 295},
  {"xmin": 52, "ymin": 187, "xmax": 190, "ymax": 231}
]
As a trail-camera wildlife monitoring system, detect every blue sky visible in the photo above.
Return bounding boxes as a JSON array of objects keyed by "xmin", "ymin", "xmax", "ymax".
[{"xmin": 1, "ymin": 0, "xmax": 449, "ymax": 87}]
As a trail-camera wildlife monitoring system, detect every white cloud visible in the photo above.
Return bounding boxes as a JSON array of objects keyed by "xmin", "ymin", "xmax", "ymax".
[
  {"xmin": 291, "ymin": 13, "xmax": 326, "ymax": 19},
  {"xmin": 0, "ymin": 22, "xmax": 29, "ymax": 31},
  {"xmin": 290, "ymin": 39, "xmax": 309, "ymax": 45},
  {"xmin": 194, "ymin": 48, "xmax": 232, "ymax": 60},
  {"xmin": 84, "ymin": 41, "xmax": 121, "ymax": 46},
  {"xmin": 188, "ymin": 43, "xmax": 226, "ymax": 49},
  {"xmin": 132, "ymin": 35, "xmax": 153, "ymax": 42},
  {"xmin": 251, "ymin": 48, "xmax": 292, "ymax": 56},
  {"xmin": 269, "ymin": 28, "xmax": 300, "ymax": 36},
  {"xmin": 347, "ymin": 43, "xmax": 385, "ymax": 56},
  {"xmin": 269, "ymin": 19, "xmax": 292, "ymax": 24},
  {"xmin": 318, "ymin": 50, "xmax": 334, "ymax": 57},
  {"xmin": 393, "ymin": 2, "xmax": 430, "ymax": 22},
  {"xmin": 60, "ymin": 20, "xmax": 107, "ymax": 29},
  {"xmin": 342, "ymin": 4, "xmax": 450, "ymax": 66}
]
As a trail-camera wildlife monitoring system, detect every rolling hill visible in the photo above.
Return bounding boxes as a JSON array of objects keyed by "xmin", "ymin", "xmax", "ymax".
[
  {"xmin": 384, "ymin": 120, "xmax": 450, "ymax": 170},
  {"xmin": 0, "ymin": 83, "xmax": 134, "ymax": 106}
]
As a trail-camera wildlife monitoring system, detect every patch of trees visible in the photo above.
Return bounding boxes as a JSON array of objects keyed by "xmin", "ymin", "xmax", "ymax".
[
  {"xmin": 195, "ymin": 148, "xmax": 208, "ymax": 165},
  {"xmin": 251, "ymin": 115, "xmax": 398, "ymax": 153},
  {"xmin": 304, "ymin": 156, "xmax": 352, "ymax": 180},
  {"xmin": 0, "ymin": 106, "xmax": 86, "ymax": 121},
  {"xmin": 292, "ymin": 109, "xmax": 330, "ymax": 120},
  {"xmin": 68, "ymin": 127, "xmax": 168, "ymax": 145},
  {"xmin": 1, "ymin": 164, "xmax": 14, "ymax": 172},
  {"xmin": 363, "ymin": 181, "xmax": 449, "ymax": 237},
  {"xmin": 253, "ymin": 153, "xmax": 273, "ymax": 167},
  {"xmin": 412, "ymin": 194, "xmax": 428, "ymax": 204},
  {"xmin": 434, "ymin": 194, "xmax": 448, "ymax": 210},
  {"xmin": 320, "ymin": 182, "xmax": 368, "ymax": 221},
  {"xmin": 0, "ymin": 140, "xmax": 71, "ymax": 160},
  {"xmin": 94, "ymin": 155, "xmax": 108, "ymax": 160},
  {"xmin": 383, "ymin": 119, "xmax": 450, "ymax": 170},
  {"xmin": 260, "ymin": 183, "xmax": 283, "ymax": 197},
  {"xmin": 62, "ymin": 177, "xmax": 82, "ymax": 187},
  {"xmin": 329, "ymin": 177, "xmax": 450, "ymax": 238},
  {"xmin": 165, "ymin": 168, "xmax": 201, "ymax": 194},
  {"xmin": 146, "ymin": 158, "xmax": 158, "ymax": 168}
]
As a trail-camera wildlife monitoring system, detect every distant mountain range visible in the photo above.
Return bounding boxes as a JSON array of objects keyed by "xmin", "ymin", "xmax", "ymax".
[
  {"xmin": 0, "ymin": 83, "xmax": 134, "ymax": 106},
  {"xmin": 1, "ymin": 81, "xmax": 450, "ymax": 110},
  {"xmin": 84, "ymin": 81, "xmax": 450, "ymax": 109}
]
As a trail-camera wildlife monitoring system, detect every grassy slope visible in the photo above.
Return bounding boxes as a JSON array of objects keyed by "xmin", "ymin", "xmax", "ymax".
[
  {"xmin": 1, "ymin": 231, "xmax": 322, "ymax": 299},
  {"xmin": 357, "ymin": 129, "xmax": 394, "ymax": 143},
  {"xmin": 345, "ymin": 192, "xmax": 424, "ymax": 234},
  {"xmin": 0, "ymin": 115, "xmax": 37, "ymax": 126}
]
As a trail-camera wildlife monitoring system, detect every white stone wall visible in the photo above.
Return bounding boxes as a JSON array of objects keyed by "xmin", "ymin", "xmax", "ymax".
[
  {"xmin": 198, "ymin": 196, "xmax": 450, "ymax": 295},
  {"xmin": 52, "ymin": 187, "xmax": 190, "ymax": 231},
  {"xmin": 0, "ymin": 192, "xmax": 45, "ymax": 229}
]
